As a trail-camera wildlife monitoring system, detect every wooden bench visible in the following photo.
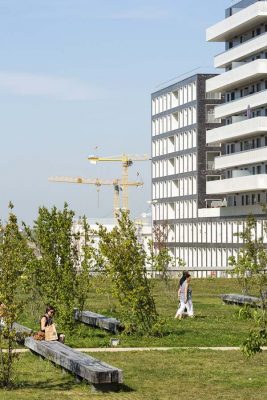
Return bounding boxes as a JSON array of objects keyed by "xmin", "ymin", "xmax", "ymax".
[
  {"xmin": 24, "ymin": 337, "xmax": 123, "ymax": 387},
  {"xmin": 0, "ymin": 322, "xmax": 33, "ymax": 343},
  {"xmin": 12, "ymin": 322, "xmax": 33, "ymax": 343},
  {"xmin": 220, "ymin": 293, "xmax": 260, "ymax": 307},
  {"xmin": 74, "ymin": 310, "xmax": 122, "ymax": 334}
]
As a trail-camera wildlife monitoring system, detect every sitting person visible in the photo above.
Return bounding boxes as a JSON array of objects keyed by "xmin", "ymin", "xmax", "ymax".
[{"xmin": 41, "ymin": 305, "xmax": 65, "ymax": 343}]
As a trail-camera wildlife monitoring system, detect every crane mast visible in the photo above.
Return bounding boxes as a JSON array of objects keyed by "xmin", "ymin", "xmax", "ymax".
[{"xmin": 88, "ymin": 154, "xmax": 149, "ymax": 211}]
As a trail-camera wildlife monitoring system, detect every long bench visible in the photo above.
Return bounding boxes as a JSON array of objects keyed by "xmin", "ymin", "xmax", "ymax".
[
  {"xmin": 220, "ymin": 293, "xmax": 261, "ymax": 307},
  {"xmin": 0, "ymin": 322, "xmax": 33, "ymax": 343},
  {"xmin": 74, "ymin": 310, "xmax": 122, "ymax": 334},
  {"xmin": 12, "ymin": 322, "xmax": 33, "ymax": 343},
  {"xmin": 24, "ymin": 337, "xmax": 123, "ymax": 387}
]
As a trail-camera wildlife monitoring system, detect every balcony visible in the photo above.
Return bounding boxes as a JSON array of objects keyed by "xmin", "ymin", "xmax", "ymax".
[
  {"xmin": 214, "ymin": 90, "xmax": 267, "ymax": 119},
  {"xmin": 214, "ymin": 33, "xmax": 267, "ymax": 68},
  {"xmin": 206, "ymin": 117, "xmax": 267, "ymax": 144},
  {"xmin": 206, "ymin": 2, "xmax": 267, "ymax": 42},
  {"xmin": 206, "ymin": 174, "xmax": 267, "ymax": 195},
  {"xmin": 214, "ymin": 147, "xmax": 267, "ymax": 170},
  {"xmin": 206, "ymin": 59, "xmax": 267, "ymax": 94},
  {"xmin": 198, "ymin": 204, "xmax": 265, "ymax": 218}
]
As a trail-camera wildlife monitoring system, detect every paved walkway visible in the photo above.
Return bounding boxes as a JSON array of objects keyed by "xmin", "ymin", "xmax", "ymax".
[{"xmin": 4, "ymin": 346, "xmax": 267, "ymax": 353}]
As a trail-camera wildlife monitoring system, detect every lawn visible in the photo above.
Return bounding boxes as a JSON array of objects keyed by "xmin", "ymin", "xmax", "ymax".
[
  {"xmin": 0, "ymin": 349, "xmax": 266, "ymax": 400},
  {"xmin": 1, "ymin": 278, "xmax": 265, "ymax": 399},
  {"xmin": 19, "ymin": 278, "xmax": 258, "ymax": 348}
]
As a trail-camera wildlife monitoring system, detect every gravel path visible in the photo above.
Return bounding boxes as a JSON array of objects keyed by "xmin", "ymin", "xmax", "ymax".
[{"xmin": 4, "ymin": 346, "xmax": 267, "ymax": 353}]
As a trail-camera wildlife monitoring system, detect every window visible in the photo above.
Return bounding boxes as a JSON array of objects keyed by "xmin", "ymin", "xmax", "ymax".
[
  {"xmin": 257, "ymin": 165, "xmax": 262, "ymax": 174},
  {"xmin": 246, "ymin": 195, "xmax": 250, "ymax": 205},
  {"xmin": 256, "ymin": 138, "xmax": 261, "ymax": 148}
]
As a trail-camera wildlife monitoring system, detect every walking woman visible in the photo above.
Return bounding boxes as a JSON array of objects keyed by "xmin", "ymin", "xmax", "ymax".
[{"xmin": 174, "ymin": 272, "xmax": 194, "ymax": 319}]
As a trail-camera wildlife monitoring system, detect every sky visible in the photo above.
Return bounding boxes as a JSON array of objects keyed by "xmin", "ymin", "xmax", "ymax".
[{"xmin": 0, "ymin": 0, "xmax": 231, "ymax": 225}]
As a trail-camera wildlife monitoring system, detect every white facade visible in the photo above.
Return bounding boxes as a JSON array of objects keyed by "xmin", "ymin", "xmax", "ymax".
[
  {"xmin": 73, "ymin": 217, "xmax": 152, "ymax": 270},
  {"xmin": 151, "ymin": 75, "xmax": 227, "ymax": 277},
  {"xmin": 207, "ymin": 0, "xmax": 267, "ymax": 203}
]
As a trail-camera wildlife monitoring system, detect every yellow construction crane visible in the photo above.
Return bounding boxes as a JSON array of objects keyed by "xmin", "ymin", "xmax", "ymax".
[
  {"xmin": 88, "ymin": 154, "xmax": 149, "ymax": 211},
  {"xmin": 48, "ymin": 176, "xmax": 143, "ymax": 218}
]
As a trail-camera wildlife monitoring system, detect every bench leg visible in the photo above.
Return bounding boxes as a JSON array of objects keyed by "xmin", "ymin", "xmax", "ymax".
[
  {"xmin": 91, "ymin": 383, "xmax": 120, "ymax": 393},
  {"xmin": 75, "ymin": 375, "xmax": 83, "ymax": 383}
]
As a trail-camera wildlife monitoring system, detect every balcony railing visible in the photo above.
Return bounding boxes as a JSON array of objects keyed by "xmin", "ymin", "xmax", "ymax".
[
  {"xmin": 220, "ymin": 87, "xmax": 267, "ymax": 110},
  {"xmin": 220, "ymin": 145, "xmax": 267, "ymax": 158},
  {"xmin": 215, "ymin": 31, "xmax": 267, "ymax": 58}
]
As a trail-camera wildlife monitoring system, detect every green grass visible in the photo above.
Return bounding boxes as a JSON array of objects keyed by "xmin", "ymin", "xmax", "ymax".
[
  {"xmin": 0, "ymin": 350, "xmax": 266, "ymax": 400},
  {"xmin": 2, "ymin": 278, "xmax": 265, "ymax": 399},
  {"xmin": 18, "ymin": 278, "xmax": 257, "ymax": 348}
]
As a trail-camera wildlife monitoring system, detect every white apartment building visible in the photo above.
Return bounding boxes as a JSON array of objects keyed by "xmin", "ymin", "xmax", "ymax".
[
  {"xmin": 206, "ymin": 0, "xmax": 267, "ymax": 208},
  {"xmin": 151, "ymin": 0, "xmax": 267, "ymax": 277},
  {"xmin": 151, "ymin": 75, "xmax": 225, "ymax": 277}
]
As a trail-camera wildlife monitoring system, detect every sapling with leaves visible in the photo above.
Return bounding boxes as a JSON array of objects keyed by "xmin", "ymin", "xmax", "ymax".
[
  {"xmin": 75, "ymin": 216, "xmax": 96, "ymax": 313},
  {"xmin": 229, "ymin": 214, "xmax": 267, "ymax": 356},
  {"xmin": 97, "ymin": 211, "xmax": 158, "ymax": 335},
  {"xmin": 0, "ymin": 203, "xmax": 34, "ymax": 387},
  {"xmin": 148, "ymin": 221, "xmax": 172, "ymax": 282},
  {"xmin": 26, "ymin": 204, "xmax": 94, "ymax": 331}
]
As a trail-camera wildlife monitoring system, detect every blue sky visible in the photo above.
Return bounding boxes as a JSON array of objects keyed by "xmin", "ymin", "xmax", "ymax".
[{"xmin": 0, "ymin": 0, "xmax": 231, "ymax": 224}]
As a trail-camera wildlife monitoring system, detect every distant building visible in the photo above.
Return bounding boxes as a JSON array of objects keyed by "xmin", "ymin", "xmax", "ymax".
[
  {"xmin": 73, "ymin": 217, "xmax": 152, "ymax": 270},
  {"xmin": 151, "ymin": 74, "xmax": 223, "ymax": 276}
]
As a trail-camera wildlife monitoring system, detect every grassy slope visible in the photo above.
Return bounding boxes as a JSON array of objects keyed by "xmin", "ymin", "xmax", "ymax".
[
  {"xmin": 0, "ymin": 350, "xmax": 266, "ymax": 400},
  {"xmin": 19, "ymin": 278, "xmax": 255, "ymax": 348},
  {"xmin": 1, "ymin": 278, "xmax": 265, "ymax": 399}
]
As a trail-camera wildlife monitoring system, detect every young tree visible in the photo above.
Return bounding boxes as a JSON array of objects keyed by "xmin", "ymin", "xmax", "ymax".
[
  {"xmin": 149, "ymin": 221, "xmax": 184, "ymax": 282},
  {"xmin": 0, "ymin": 203, "xmax": 34, "ymax": 387},
  {"xmin": 27, "ymin": 204, "xmax": 94, "ymax": 331},
  {"xmin": 75, "ymin": 216, "xmax": 96, "ymax": 313},
  {"xmin": 97, "ymin": 211, "xmax": 158, "ymax": 334},
  {"xmin": 229, "ymin": 215, "xmax": 267, "ymax": 356},
  {"xmin": 149, "ymin": 222, "xmax": 172, "ymax": 281}
]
